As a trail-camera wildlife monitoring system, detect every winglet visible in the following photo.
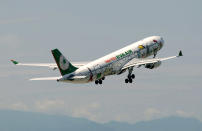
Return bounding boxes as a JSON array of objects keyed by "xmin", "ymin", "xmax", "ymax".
[
  {"xmin": 178, "ymin": 50, "xmax": 183, "ymax": 57},
  {"xmin": 11, "ymin": 60, "xmax": 19, "ymax": 65}
]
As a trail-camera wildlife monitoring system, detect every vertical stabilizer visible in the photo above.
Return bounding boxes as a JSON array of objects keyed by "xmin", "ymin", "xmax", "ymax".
[{"xmin": 51, "ymin": 49, "xmax": 78, "ymax": 76}]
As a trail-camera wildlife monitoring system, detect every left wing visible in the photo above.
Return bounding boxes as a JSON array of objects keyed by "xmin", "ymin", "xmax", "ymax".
[
  {"xmin": 122, "ymin": 50, "xmax": 183, "ymax": 70},
  {"xmin": 30, "ymin": 76, "xmax": 62, "ymax": 81},
  {"xmin": 10, "ymin": 60, "xmax": 89, "ymax": 70}
]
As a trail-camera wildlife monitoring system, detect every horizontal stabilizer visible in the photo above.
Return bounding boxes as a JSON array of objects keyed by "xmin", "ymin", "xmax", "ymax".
[{"xmin": 30, "ymin": 77, "xmax": 61, "ymax": 81}]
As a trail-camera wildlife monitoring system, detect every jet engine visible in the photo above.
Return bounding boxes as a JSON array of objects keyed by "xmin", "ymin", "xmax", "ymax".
[{"xmin": 145, "ymin": 61, "xmax": 161, "ymax": 69}]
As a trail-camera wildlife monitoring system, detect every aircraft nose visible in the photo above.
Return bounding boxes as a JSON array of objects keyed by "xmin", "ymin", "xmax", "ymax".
[{"xmin": 159, "ymin": 37, "xmax": 164, "ymax": 49}]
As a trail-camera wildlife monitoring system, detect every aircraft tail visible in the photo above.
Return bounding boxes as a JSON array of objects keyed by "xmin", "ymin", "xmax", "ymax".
[{"xmin": 51, "ymin": 49, "xmax": 78, "ymax": 76}]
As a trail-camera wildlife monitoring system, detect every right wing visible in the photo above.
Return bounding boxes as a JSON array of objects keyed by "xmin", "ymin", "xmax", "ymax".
[
  {"xmin": 11, "ymin": 60, "xmax": 89, "ymax": 70},
  {"xmin": 122, "ymin": 50, "xmax": 183, "ymax": 70}
]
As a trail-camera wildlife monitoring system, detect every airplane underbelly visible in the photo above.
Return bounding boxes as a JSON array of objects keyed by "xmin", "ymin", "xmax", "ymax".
[
  {"xmin": 111, "ymin": 59, "xmax": 127, "ymax": 74},
  {"xmin": 63, "ymin": 77, "xmax": 90, "ymax": 83},
  {"xmin": 89, "ymin": 64, "xmax": 116, "ymax": 80}
]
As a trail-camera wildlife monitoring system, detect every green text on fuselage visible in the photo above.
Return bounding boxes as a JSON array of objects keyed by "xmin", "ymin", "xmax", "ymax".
[{"xmin": 116, "ymin": 50, "xmax": 133, "ymax": 59}]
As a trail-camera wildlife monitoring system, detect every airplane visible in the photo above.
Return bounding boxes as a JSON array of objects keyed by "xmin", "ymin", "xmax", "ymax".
[{"xmin": 11, "ymin": 36, "xmax": 183, "ymax": 85}]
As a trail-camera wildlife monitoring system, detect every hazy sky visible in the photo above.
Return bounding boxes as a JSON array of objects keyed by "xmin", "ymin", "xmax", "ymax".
[{"xmin": 0, "ymin": 0, "xmax": 202, "ymax": 123}]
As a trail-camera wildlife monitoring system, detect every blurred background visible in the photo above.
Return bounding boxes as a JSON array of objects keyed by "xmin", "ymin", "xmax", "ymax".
[{"xmin": 0, "ymin": 0, "xmax": 201, "ymax": 124}]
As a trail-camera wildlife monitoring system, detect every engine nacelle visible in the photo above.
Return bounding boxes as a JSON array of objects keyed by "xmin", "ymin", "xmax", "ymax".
[{"xmin": 145, "ymin": 61, "xmax": 162, "ymax": 69}]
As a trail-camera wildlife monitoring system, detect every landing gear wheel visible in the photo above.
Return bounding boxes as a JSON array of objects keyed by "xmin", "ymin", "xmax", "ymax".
[
  {"xmin": 98, "ymin": 79, "xmax": 102, "ymax": 84},
  {"xmin": 95, "ymin": 80, "xmax": 98, "ymax": 84},
  {"xmin": 131, "ymin": 74, "xmax": 135, "ymax": 79},
  {"xmin": 129, "ymin": 79, "xmax": 133, "ymax": 83},
  {"xmin": 126, "ymin": 67, "xmax": 135, "ymax": 84},
  {"xmin": 125, "ymin": 79, "xmax": 129, "ymax": 83}
]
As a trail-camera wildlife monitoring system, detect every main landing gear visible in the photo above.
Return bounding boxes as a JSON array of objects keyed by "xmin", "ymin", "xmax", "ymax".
[
  {"xmin": 125, "ymin": 74, "xmax": 135, "ymax": 83},
  {"xmin": 95, "ymin": 77, "xmax": 105, "ymax": 85},
  {"xmin": 125, "ymin": 67, "xmax": 135, "ymax": 84}
]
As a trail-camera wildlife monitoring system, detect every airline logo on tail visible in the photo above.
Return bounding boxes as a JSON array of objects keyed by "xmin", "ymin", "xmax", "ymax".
[{"xmin": 59, "ymin": 55, "xmax": 69, "ymax": 70}]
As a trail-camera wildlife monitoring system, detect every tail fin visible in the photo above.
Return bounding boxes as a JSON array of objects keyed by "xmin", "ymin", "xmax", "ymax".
[{"xmin": 51, "ymin": 49, "xmax": 78, "ymax": 76}]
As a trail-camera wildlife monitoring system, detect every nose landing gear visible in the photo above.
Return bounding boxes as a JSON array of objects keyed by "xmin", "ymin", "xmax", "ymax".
[
  {"xmin": 95, "ymin": 80, "xmax": 99, "ymax": 84},
  {"xmin": 95, "ymin": 77, "xmax": 105, "ymax": 85},
  {"xmin": 95, "ymin": 79, "xmax": 103, "ymax": 85}
]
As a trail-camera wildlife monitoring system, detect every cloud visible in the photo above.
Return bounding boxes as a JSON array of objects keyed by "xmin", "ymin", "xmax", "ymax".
[
  {"xmin": 114, "ymin": 114, "xmax": 131, "ymax": 122},
  {"xmin": 0, "ymin": 101, "xmax": 29, "ymax": 111},
  {"xmin": 176, "ymin": 110, "xmax": 195, "ymax": 118},
  {"xmin": 143, "ymin": 108, "xmax": 199, "ymax": 122},
  {"xmin": 143, "ymin": 108, "xmax": 162, "ymax": 120},
  {"xmin": 72, "ymin": 102, "xmax": 101, "ymax": 121},
  {"xmin": 34, "ymin": 99, "xmax": 65, "ymax": 113},
  {"xmin": 33, "ymin": 100, "xmax": 102, "ymax": 122},
  {"xmin": 10, "ymin": 102, "xmax": 29, "ymax": 111},
  {"xmin": 0, "ymin": 99, "xmax": 101, "ymax": 122},
  {"xmin": 0, "ymin": 99, "xmax": 201, "ymax": 123}
]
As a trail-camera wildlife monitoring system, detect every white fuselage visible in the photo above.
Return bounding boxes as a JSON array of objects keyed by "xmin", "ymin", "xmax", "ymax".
[{"xmin": 59, "ymin": 36, "xmax": 164, "ymax": 83}]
